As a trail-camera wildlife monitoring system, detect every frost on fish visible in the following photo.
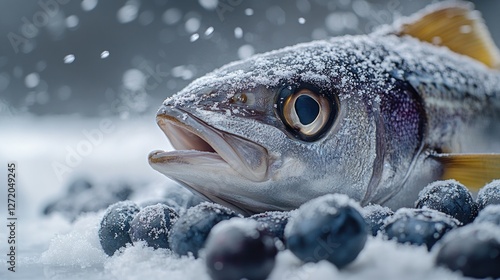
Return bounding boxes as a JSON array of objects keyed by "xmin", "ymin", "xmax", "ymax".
[{"xmin": 152, "ymin": 3, "xmax": 500, "ymax": 214}]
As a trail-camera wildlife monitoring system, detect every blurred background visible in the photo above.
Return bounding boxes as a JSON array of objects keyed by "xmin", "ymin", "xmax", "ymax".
[
  {"xmin": 0, "ymin": 0, "xmax": 499, "ymax": 219},
  {"xmin": 0, "ymin": 0, "xmax": 498, "ymax": 117}
]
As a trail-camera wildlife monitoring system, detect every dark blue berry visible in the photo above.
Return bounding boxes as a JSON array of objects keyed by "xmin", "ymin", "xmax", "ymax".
[
  {"xmin": 43, "ymin": 179, "xmax": 135, "ymax": 220},
  {"xmin": 67, "ymin": 178, "xmax": 93, "ymax": 194},
  {"xmin": 129, "ymin": 204, "xmax": 179, "ymax": 249},
  {"xmin": 168, "ymin": 202, "xmax": 240, "ymax": 258},
  {"xmin": 474, "ymin": 205, "xmax": 500, "ymax": 226},
  {"xmin": 250, "ymin": 211, "xmax": 290, "ymax": 243},
  {"xmin": 477, "ymin": 180, "xmax": 500, "ymax": 211},
  {"xmin": 285, "ymin": 194, "xmax": 367, "ymax": 269},
  {"xmin": 382, "ymin": 208, "xmax": 460, "ymax": 250},
  {"xmin": 435, "ymin": 223, "xmax": 500, "ymax": 279},
  {"xmin": 362, "ymin": 204, "xmax": 394, "ymax": 236},
  {"xmin": 98, "ymin": 201, "xmax": 140, "ymax": 256},
  {"xmin": 205, "ymin": 219, "xmax": 277, "ymax": 280},
  {"xmin": 415, "ymin": 180, "xmax": 477, "ymax": 224}
]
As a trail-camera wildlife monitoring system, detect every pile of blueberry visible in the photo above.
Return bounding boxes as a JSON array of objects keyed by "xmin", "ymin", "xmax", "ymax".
[
  {"xmin": 44, "ymin": 177, "xmax": 134, "ymax": 221},
  {"xmin": 98, "ymin": 179, "xmax": 500, "ymax": 280},
  {"xmin": 364, "ymin": 179, "xmax": 500, "ymax": 278}
]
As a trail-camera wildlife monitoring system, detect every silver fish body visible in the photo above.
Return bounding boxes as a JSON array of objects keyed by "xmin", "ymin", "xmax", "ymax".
[{"xmin": 149, "ymin": 25, "xmax": 500, "ymax": 214}]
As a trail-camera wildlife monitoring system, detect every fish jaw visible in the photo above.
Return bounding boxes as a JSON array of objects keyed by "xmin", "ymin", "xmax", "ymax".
[{"xmin": 149, "ymin": 105, "xmax": 270, "ymax": 182}]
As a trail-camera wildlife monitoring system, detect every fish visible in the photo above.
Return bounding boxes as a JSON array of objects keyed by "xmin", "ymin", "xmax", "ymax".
[{"xmin": 149, "ymin": 1, "xmax": 500, "ymax": 215}]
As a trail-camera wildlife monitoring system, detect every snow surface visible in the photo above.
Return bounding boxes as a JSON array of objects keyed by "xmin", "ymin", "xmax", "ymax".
[{"xmin": 0, "ymin": 116, "xmax": 476, "ymax": 279}]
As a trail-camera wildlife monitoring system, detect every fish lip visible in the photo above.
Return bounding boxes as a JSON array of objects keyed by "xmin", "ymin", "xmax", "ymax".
[{"xmin": 149, "ymin": 105, "xmax": 270, "ymax": 182}]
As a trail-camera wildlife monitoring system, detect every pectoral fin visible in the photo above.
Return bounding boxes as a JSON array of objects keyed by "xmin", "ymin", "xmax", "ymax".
[{"xmin": 431, "ymin": 153, "xmax": 500, "ymax": 191}]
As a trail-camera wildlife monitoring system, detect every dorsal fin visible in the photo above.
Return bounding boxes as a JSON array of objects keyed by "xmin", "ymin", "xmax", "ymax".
[{"xmin": 394, "ymin": 2, "xmax": 500, "ymax": 69}]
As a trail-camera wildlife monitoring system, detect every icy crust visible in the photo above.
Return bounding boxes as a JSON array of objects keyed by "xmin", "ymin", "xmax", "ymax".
[
  {"xmin": 417, "ymin": 179, "xmax": 460, "ymax": 200},
  {"xmin": 133, "ymin": 204, "xmax": 178, "ymax": 233},
  {"xmin": 362, "ymin": 204, "xmax": 393, "ymax": 217},
  {"xmin": 164, "ymin": 30, "xmax": 500, "ymax": 111},
  {"xmin": 384, "ymin": 208, "xmax": 461, "ymax": 227},
  {"xmin": 100, "ymin": 201, "xmax": 140, "ymax": 231}
]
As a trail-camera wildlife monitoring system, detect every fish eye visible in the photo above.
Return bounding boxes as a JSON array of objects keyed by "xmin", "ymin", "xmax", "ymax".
[{"xmin": 276, "ymin": 85, "xmax": 338, "ymax": 141}]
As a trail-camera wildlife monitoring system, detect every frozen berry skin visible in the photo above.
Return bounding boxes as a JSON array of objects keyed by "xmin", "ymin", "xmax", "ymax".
[
  {"xmin": 474, "ymin": 204, "xmax": 500, "ymax": 226},
  {"xmin": 140, "ymin": 198, "xmax": 184, "ymax": 213},
  {"xmin": 168, "ymin": 202, "xmax": 241, "ymax": 258},
  {"xmin": 98, "ymin": 201, "xmax": 140, "ymax": 256},
  {"xmin": 205, "ymin": 219, "xmax": 277, "ymax": 280},
  {"xmin": 382, "ymin": 208, "xmax": 460, "ymax": 250},
  {"xmin": 362, "ymin": 204, "xmax": 394, "ymax": 236},
  {"xmin": 435, "ymin": 223, "xmax": 500, "ymax": 279},
  {"xmin": 415, "ymin": 180, "xmax": 477, "ymax": 224},
  {"xmin": 285, "ymin": 194, "xmax": 367, "ymax": 269},
  {"xmin": 250, "ymin": 211, "xmax": 290, "ymax": 242},
  {"xmin": 477, "ymin": 180, "xmax": 500, "ymax": 211},
  {"xmin": 129, "ymin": 204, "xmax": 179, "ymax": 249}
]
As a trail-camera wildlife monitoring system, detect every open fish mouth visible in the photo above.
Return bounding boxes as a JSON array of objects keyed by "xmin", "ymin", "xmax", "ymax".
[{"xmin": 149, "ymin": 106, "xmax": 270, "ymax": 183}]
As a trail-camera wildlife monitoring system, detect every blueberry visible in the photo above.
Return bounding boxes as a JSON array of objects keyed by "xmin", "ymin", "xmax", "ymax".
[
  {"xmin": 362, "ymin": 204, "xmax": 394, "ymax": 236},
  {"xmin": 382, "ymin": 208, "xmax": 460, "ymax": 250},
  {"xmin": 415, "ymin": 180, "xmax": 477, "ymax": 224},
  {"xmin": 477, "ymin": 180, "xmax": 500, "ymax": 211},
  {"xmin": 168, "ymin": 202, "xmax": 241, "ymax": 258},
  {"xmin": 129, "ymin": 204, "xmax": 179, "ymax": 249},
  {"xmin": 98, "ymin": 201, "xmax": 140, "ymax": 256},
  {"xmin": 435, "ymin": 223, "xmax": 500, "ymax": 279},
  {"xmin": 285, "ymin": 194, "xmax": 367, "ymax": 269},
  {"xmin": 474, "ymin": 204, "xmax": 500, "ymax": 226},
  {"xmin": 107, "ymin": 181, "xmax": 134, "ymax": 201},
  {"xmin": 250, "ymin": 211, "xmax": 290, "ymax": 243},
  {"xmin": 43, "ymin": 179, "xmax": 135, "ymax": 220},
  {"xmin": 205, "ymin": 219, "xmax": 277, "ymax": 280},
  {"xmin": 67, "ymin": 178, "xmax": 93, "ymax": 194}
]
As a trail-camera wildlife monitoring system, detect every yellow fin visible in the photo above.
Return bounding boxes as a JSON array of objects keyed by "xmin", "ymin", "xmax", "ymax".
[
  {"xmin": 432, "ymin": 153, "xmax": 500, "ymax": 191},
  {"xmin": 395, "ymin": 2, "xmax": 500, "ymax": 69}
]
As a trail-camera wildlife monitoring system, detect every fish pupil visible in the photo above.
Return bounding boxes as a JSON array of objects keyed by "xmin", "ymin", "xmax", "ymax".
[{"xmin": 295, "ymin": 95, "xmax": 319, "ymax": 125}]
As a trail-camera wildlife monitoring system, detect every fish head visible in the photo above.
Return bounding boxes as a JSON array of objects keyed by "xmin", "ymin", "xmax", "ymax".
[{"xmin": 149, "ymin": 38, "xmax": 425, "ymax": 214}]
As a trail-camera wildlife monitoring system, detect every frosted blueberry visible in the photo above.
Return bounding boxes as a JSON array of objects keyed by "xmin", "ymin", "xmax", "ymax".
[
  {"xmin": 285, "ymin": 194, "xmax": 367, "ymax": 269},
  {"xmin": 382, "ymin": 208, "xmax": 460, "ymax": 250},
  {"xmin": 250, "ymin": 211, "xmax": 290, "ymax": 243},
  {"xmin": 129, "ymin": 204, "xmax": 179, "ymax": 249},
  {"xmin": 435, "ymin": 223, "xmax": 500, "ymax": 278},
  {"xmin": 477, "ymin": 180, "xmax": 500, "ymax": 211},
  {"xmin": 98, "ymin": 201, "xmax": 140, "ymax": 256},
  {"xmin": 415, "ymin": 180, "xmax": 477, "ymax": 224},
  {"xmin": 362, "ymin": 204, "xmax": 394, "ymax": 236},
  {"xmin": 168, "ymin": 202, "xmax": 240, "ymax": 258}
]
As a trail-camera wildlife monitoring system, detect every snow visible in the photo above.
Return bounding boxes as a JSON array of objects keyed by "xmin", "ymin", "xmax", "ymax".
[{"xmin": 64, "ymin": 54, "xmax": 76, "ymax": 64}]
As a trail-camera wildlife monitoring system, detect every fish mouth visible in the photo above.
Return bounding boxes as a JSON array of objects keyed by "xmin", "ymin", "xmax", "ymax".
[{"xmin": 149, "ymin": 106, "xmax": 269, "ymax": 184}]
